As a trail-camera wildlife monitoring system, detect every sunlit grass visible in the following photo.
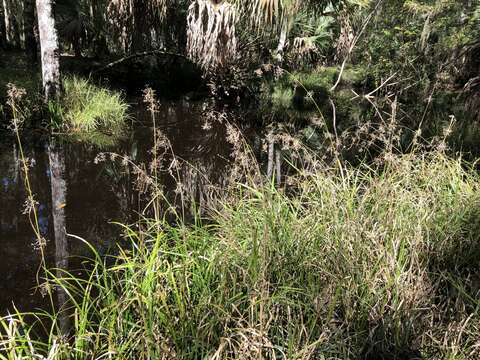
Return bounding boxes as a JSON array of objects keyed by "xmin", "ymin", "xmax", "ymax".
[
  {"xmin": 1, "ymin": 151, "xmax": 480, "ymax": 359},
  {"xmin": 58, "ymin": 76, "xmax": 129, "ymax": 145}
]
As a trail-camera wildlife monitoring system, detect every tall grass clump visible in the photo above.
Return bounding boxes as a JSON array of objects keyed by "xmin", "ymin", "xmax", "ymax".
[
  {"xmin": 59, "ymin": 76, "xmax": 129, "ymax": 137},
  {"xmin": 1, "ymin": 150, "xmax": 480, "ymax": 359}
]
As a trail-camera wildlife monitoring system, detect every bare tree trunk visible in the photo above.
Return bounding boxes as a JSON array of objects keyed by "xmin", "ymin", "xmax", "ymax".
[
  {"xmin": 24, "ymin": 0, "xmax": 37, "ymax": 61},
  {"xmin": 275, "ymin": 148, "xmax": 281, "ymax": 186},
  {"xmin": 267, "ymin": 138, "xmax": 275, "ymax": 180},
  {"xmin": 334, "ymin": 8, "xmax": 354, "ymax": 62},
  {"xmin": 3, "ymin": 0, "xmax": 21, "ymax": 48},
  {"xmin": 36, "ymin": 0, "xmax": 61, "ymax": 100},
  {"xmin": 2, "ymin": 0, "xmax": 12, "ymax": 47},
  {"xmin": 0, "ymin": 0, "xmax": 6, "ymax": 48},
  {"xmin": 419, "ymin": 13, "xmax": 432, "ymax": 54}
]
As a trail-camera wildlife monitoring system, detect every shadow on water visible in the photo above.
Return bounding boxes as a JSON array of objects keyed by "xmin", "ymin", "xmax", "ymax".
[{"xmin": 0, "ymin": 98, "xmax": 249, "ymax": 315}]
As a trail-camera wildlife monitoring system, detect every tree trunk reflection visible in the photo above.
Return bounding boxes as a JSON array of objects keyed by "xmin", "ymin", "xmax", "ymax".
[{"xmin": 48, "ymin": 141, "xmax": 69, "ymax": 334}]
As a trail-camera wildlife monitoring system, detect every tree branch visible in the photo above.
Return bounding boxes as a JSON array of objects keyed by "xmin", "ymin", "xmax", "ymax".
[{"xmin": 91, "ymin": 50, "xmax": 187, "ymax": 74}]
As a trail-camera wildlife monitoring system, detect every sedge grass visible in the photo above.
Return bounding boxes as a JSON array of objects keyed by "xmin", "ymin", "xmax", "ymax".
[
  {"xmin": 1, "ymin": 151, "xmax": 480, "ymax": 359},
  {"xmin": 53, "ymin": 76, "xmax": 129, "ymax": 148}
]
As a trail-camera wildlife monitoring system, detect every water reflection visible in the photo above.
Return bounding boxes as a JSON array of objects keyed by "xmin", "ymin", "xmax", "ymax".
[
  {"xmin": 0, "ymin": 99, "xmax": 245, "ymax": 314},
  {"xmin": 0, "ymin": 140, "xmax": 50, "ymax": 313},
  {"xmin": 48, "ymin": 142, "xmax": 70, "ymax": 333}
]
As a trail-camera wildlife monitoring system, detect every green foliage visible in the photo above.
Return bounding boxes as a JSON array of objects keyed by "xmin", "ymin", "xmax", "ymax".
[
  {"xmin": 294, "ymin": 14, "xmax": 334, "ymax": 50},
  {"xmin": 271, "ymin": 85, "xmax": 295, "ymax": 110},
  {"xmin": 265, "ymin": 67, "xmax": 337, "ymax": 115},
  {"xmin": 47, "ymin": 101, "xmax": 65, "ymax": 130},
  {"xmin": 358, "ymin": 0, "xmax": 479, "ymax": 85},
  {"xmin": 263, "ymin": 65, "xmax": 368, "ymax": 122},
  {"xmin": 2, "ymin": 152, "xmax": 480, "ymax": 359},
  {"xmin": 61, "ymin": 76, "xmax": 127, "ymax": 132},
  {"xmin": 57, "ymin": 76, "xmax": 129, "ymax": 146},
  {"xmin": 288, "ymin": 67, "xmax": 337, "ymax": 92}
]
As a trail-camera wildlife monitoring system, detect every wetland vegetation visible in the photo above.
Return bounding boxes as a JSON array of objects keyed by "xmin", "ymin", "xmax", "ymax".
[{"xmin": 1, "ymin": 0, "xmax": 480, "ymax": 359}]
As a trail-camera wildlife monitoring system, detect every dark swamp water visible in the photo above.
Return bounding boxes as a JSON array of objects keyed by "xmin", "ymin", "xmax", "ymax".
[{"xmin": 0, "ymin": 98, "xmax": 257, "ymax": 315}]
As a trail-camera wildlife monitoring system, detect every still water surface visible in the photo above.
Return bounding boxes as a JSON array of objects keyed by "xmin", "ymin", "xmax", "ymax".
[{"xmin": 0, "ymin": 99, "xmax": 246, "ymax": 314}]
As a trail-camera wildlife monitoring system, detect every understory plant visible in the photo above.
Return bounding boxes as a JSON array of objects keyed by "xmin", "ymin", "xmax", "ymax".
[
  {"xmin": 1, "ymin": 149, "xmax": 480, "ymax": 359},
  {"xmin": 54, "ymin": 76, "xmax": 129, "ymax": 146}
]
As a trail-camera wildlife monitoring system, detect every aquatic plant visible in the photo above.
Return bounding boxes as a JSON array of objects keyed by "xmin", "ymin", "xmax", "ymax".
[{"xmin": 59, "ymin": 76, "xmax": 129, "ymax": 139}]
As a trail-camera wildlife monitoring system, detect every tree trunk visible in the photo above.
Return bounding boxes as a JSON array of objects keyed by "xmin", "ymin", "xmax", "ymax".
[
  {"xmin": 132, "ymin": 0, "xmax": 148, "ymax": 52},
  {"xmin": 10, "ymin": 0, "xmax": 20, "ymax": 48},
  {"xmin": 275, "ymin": 19, "xmax": 289, "ymax": 63},
  {"xmin": 36, "ymin": 0, "xmax": 61, "ymax": 100},
  {"xmin": 2, "ymin": 0, "xmax": 21, "ymax": 48},
  {"xmin": 419, "ymin": 13, "xmax": 432, "ymax": 54},
  {"xmin": 0, "ymin": 0, "xmax": 6, "ymax": 48},
  {"xmin": 334, "ymin": 9, "xmax": 354, "ymax": 62},
  {"xmin": 267, "ymin": 137, "xmax": 275, "ymax": 179},
  {"xmin": 2, "ymin": 0, "xmax": 12, "ymax": 47},
  {"xmin": 275, "ymin": 148, "xmax": 281, "ymax": 186},
  {"xmin": 24, "ymin": 0, "xmax": 38, "ymax": 61}
]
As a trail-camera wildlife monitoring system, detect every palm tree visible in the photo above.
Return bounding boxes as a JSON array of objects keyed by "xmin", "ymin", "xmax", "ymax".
[
  {"xmin": 187, "ymin": 0, "xmax": 238, "ymax": 69},
  {"xmin": 186, "ymin": 0, "xmax": 345, "ymax": 69},
  {"xmin": 36, "ymin": 0, "xmax": 61, "ymax": 99}
]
